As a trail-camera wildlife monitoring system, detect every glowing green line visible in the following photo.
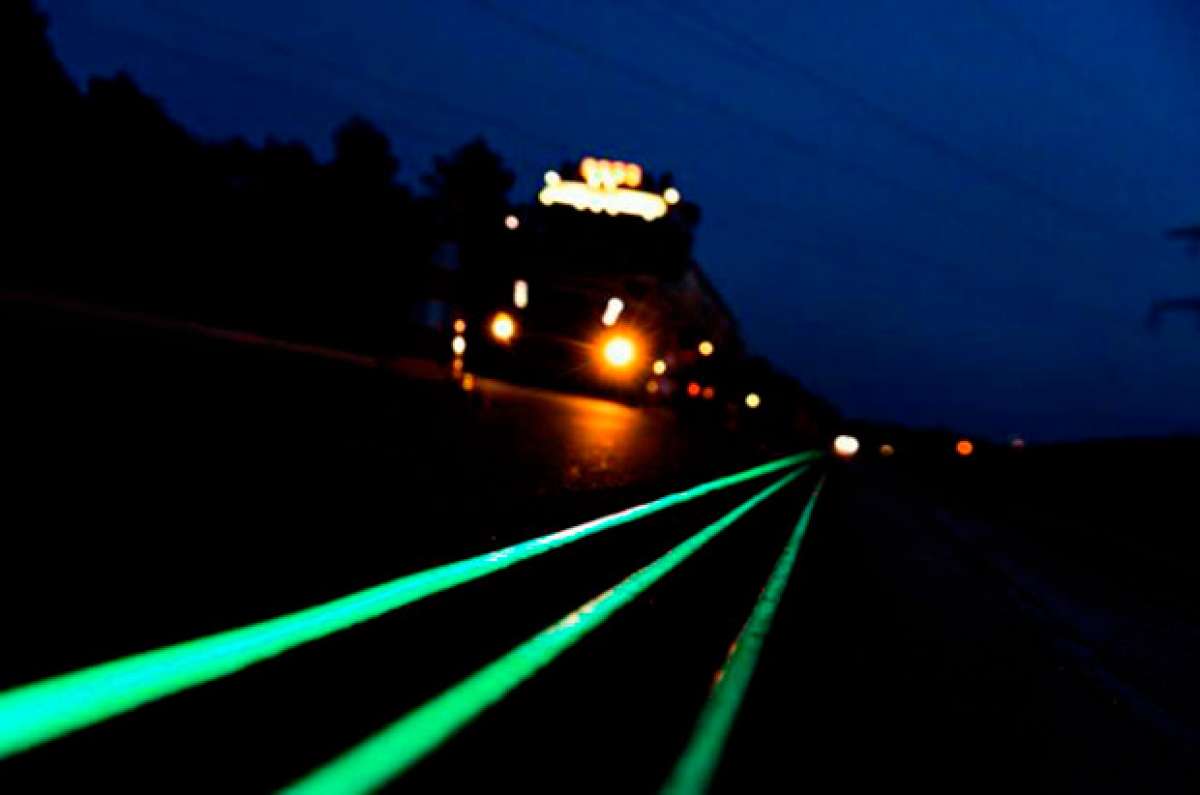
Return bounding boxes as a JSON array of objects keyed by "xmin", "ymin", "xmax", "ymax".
[
  {"xmin": 661, "ymin": 478, "xmax": 825, "ymax": 795},
  {"xmin": 282, "ymin": 469, "xmax": 805, "ymax": 795},
  {"xmin": 0, "ymin": 452, "xmax": 818, "ymax": 761}
]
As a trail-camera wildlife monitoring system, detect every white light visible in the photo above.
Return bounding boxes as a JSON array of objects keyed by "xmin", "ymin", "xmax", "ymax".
[
  {"xmin": 833, "ymin": 435, "xmax": 860, "ymax": 458},
  {"xmin": 537, "ymin": 181, "xmax": 669, "ymax": 221},
  {"xmin": 652, "ymin": 359, "xmax": 667, "ymax": 375},
  {"xmin": 451, "ymin": 335, "xmax": 467, "ymax": 355},
  {"xmin": 491, "ymin": 312, "xmax": 516, "ymax": 343},
  {"xmin": 601, "ymin": 297, "xmax": 625, "ymax": 327},
  {"xmin": 663, "ymin": 187, "xmax": 681, "ymax": 205},
  {"xmin": 513, "ymin": 279, "xmax": 529, "ymax": 309},
  {"xmin": 603, "ymin": 336, "xmax": 635, "ymax": 367},
  {"xmin": 504, "ymin": 214, "xmax": 520, "ymax": 230},
  {"xmin": 544, "ymin": 170, "xmax": 561, "ymax": 185},
  {"xmin": 744, "ymin": 392, "xmax": 761, "ymax": 409}
]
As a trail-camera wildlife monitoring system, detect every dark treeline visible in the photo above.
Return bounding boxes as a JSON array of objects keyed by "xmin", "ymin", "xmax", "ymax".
[
  {"xmin": 6, "ymin": 2, "xmax": 840, "ymax": 434},
  {"xmin": 7, "ymin": 1, "xmax": 451, "ymax": 351},
  {"xmin": 9, "ymin": 5, "xmax": 411, "ymax": 349},
  {"xmin": 7, "ymin": 1, "xmax": 703, "ymax": 356}
]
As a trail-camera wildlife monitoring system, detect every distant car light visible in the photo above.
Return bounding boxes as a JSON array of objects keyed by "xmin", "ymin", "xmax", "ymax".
[
  {"xmin": 504, "ymin": 214, "xmax": 520, "ymax": 230},
  {"xmin": 663, "ymin": 187, "xmax": 681, "ymax": 205},
  {"xmin": 833, "ymin": 435, "xmax": 860, "ymax": 459},
  {"xmin": 451, "ymin": 335, "xmax": 467, "ymax": 356},
  {"xmin": 744, "ymin": 392, "xmax": 761, "ymax": 409},
  {"xmin": 513, "ymin": 279, "xmax": 529, "ymax": 309},
  {"xmin": 652, "ymin": 359, "xmax": 667, "ymax": 375}
]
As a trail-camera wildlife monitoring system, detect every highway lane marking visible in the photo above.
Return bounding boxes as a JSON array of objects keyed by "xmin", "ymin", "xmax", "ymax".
[
  {"xmin": 0, "ymin": 451, "xmax": 819, "ymax": 761},
  {"xmin": 281, "ymin": 468, "xmax": 808, "ymax": 795},
  {"xmin": 662, "ymin": 478, "xmax": 826, "ymax": 795}
]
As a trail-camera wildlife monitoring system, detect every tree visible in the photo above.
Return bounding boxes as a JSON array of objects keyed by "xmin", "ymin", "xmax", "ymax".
[
  {"xmin": 1166, "ymin": 224, "xmax": 1200, "ymax": 257},
  {"xmin": 421, "ymin": 138, "xmax": 515, "ymax": 271},
  {"xmin": 5, "ymin": 0, "xmax": 80, "ymax": 124},
  {"xmin": 332, "ymin": 116, "xmax": 400, "ymax": 190},
  {"xmin": 7, "ymin": 0, "xmax": 85, "ymax": 287},
  {"xmin": 1148, "ymin": 223, "xmax": 1200, "ymax": 330}
]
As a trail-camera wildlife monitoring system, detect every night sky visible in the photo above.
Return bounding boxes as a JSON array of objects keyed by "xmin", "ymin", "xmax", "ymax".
[{"xmin": 40, "ymin": 0, "xmax": 1200, "ymax": 440}]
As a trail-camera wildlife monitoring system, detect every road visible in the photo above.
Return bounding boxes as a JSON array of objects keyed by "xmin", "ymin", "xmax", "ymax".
[
  {"xmin": 720, "ymin": 473, "xmax": 1200, "ymax": 793},
  {"xmin": 2, "ymin": 298, "xmax": 1197, "ymax": 792}
]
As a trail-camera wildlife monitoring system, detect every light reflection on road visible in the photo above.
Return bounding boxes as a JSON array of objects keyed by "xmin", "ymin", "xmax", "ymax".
[{"xmin": 470, "ymin": 377, "xmax": 680, "ymax": 492}]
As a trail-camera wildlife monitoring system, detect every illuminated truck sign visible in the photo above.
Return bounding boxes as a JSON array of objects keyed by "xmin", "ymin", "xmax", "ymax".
[{"xmin": 538, "ymin": 157, "xmax": 680, "ymax": 222}]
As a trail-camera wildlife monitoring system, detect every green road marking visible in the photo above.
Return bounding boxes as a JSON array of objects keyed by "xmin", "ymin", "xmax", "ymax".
[
  {"xmin": 0, "ymin": 451, "xmax": 819, "ymax": 761},
  {"xmin": 282, "ymin": 468, "xmax": 807, "ymax": 795},
  {"xmin": 661, "ymin": 477, "xmax": 826, "ymax": 795}
]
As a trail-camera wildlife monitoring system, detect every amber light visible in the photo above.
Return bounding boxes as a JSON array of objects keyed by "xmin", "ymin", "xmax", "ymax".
[
  {"xmin": 602, "ymin": 335, "xmax": 636, "ymax": 368},
  {"xmin": 490, "ymin": 312, "xmax": 517, "ymax": 344}
]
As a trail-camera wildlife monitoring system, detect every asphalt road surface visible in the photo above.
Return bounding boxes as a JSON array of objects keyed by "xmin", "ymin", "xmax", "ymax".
[{"xmin": 2, "ymin": 298, "xmax": 1197, "ymax": 792}]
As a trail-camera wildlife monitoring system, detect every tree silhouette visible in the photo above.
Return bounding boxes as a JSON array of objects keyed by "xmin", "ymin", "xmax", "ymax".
[
  {"xmin": 1148, "ymin": 223, "xmax": 1200, "ymax": 330},
  {"xmin": 8, "ymin": 0, "xmax": 84, "ymax": 291},
  {"xmin": 1167, "ymin": 224, "xmax": 1200, "ymax": 257},
  {"xmin": 5, "ymin": 0, "xmax": 447, "ymax": 352},
  {"xmin": 7, "ymin": 0, "xmax": 80, "ymax": 125},
  {"xmin": 421, "ymin": 138, "xmax": 515, "ymax": 271},
  {"xmin": 332, "ymin": 116, "xmax": 400, "ymax": 190}
]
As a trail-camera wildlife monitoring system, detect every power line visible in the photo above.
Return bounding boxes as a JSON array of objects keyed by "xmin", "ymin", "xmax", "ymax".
[
  {"xmin": 75, "ymin": 13, "xmax": 536, "ymax": 180},
  {"xmin": 132, "ymin": 1, "xmax": 960, "ymax": 260},
  {"xmin": 465, "ymin": 0, "xmax": 1166, "ymax": 285},
  {"xmin": 464, "ymin": 0, "xmax": 1060, "ymax": 243},
  {"xmin": 140, "ymin": 0, "xmax": 571, "ymax": 171},
  {"xmin": 137, "ymin": 0, "xmax": 1057, "ymax": 245},
  {"xmin": 64, "ymin": 2, "xmax": 1130, "ymax": 363},
  {"xmin": 970, "ymin": 0, "xmax": 1133, "ymax": 107},
  {"xmin": 643, "ymin": 0, "xmax": 1140, "ymax": 237},
  {"xmin": 92, "ymin": 1, "xmax": 1107, "ymax": 295},
  {"xmin": 111, "ymin": 4, "xmax": 828, "ymax": 228},
  {"xmin": 76, "ymin": 7, "xmax": 1140, "ymax": 356}
]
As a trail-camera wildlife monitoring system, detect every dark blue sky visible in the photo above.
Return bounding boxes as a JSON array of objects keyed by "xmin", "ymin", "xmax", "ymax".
[{"xmin": 42, "ymin": 0, "xmax": 1200, "ymax": 440}]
